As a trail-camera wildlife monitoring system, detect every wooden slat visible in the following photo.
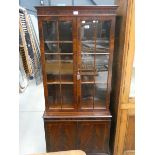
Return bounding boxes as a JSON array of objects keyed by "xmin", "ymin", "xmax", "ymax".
[
  {"xmin": 124, "ymin": 150, "xmax": 135, "ymax": 155},
  {"xmin": 120, "ymin": 103, "xmax": 135, "ymax": 110}
]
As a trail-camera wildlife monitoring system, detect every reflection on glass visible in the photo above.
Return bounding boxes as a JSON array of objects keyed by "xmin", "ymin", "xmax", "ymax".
[
  {"xmin": 47, "ymin": 74, "xmax": 60, "ymax": 82},
  {"xmin": 43, "ymin": 21, "xmax": 57, "ymax": 41},
  {"xmin": 45, "ymin": 54, "xmax": 60, "ymax": 61},
  {"xmin": 96, "ymin": 20, "xmax": 111, "ymax": 51},
  {"xmin": 59, "ymin": 43, "xmax": 73, "ymax": 53},
  {"xmin": 61, "ymin": 85, "xmax": 74, "ymax": 108},
  {"xmin": 48, "ymin": 84, "xmax": 61, "ymax": 109},
  {"xmin": 94, "ymin": 83, "xmax": 106, "ymax": 108},
  {"xmin": 96, "ymin": 41, "xmax": 110, "ymax": 53},
  {"xmin": 59, "ymin": 21, "xmax": 72, "ymax": 41},
  {"xmin": 44, "ymin": 43, "xmax": 58, "ymax": 53},
  {"xmin": 81, "ymin": 75, "xmax": 94, "ymax": 83},
  {"xmin": 95, "ymin": 71, "xmax": 108, "ymax": 83},
  {"xmin": 82, "ymin": 42, "xmax": 95, "ymax": 53},
  {"xmin": 81, "ymin": 54, "xmax": 94, "ymax": 71},
  {"xmin": 81, "ymin": 20, "xmax": 95, "ymax": 41},
  {"xmin": 61, "ymin": 54, "xmax": 73, "ymax": 61},
  {"xmin": 81, "ymin": 84, "xmax": 94, "ymax": 109},
  {"xmin": 81, "ymin": 20, "xmax": 111, "ymax": 53},
  {"xmin": 95, "ymin": 55, "xmax": 109, "ymax": 72},
  {"xmin": 95, "ymin": 55, "xmax": 109, "ymax": 84}
]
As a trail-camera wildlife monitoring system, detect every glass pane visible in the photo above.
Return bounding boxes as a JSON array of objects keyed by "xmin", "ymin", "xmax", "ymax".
[
  {"xmin": 43, "ymin": 21, "xmax": 57, "ymax": 41},
  {"xmin": 59, "ymin": 43, "xmax": 73, "ymax": 53},
  {"xmin": 81, "ymin": 20, "xmax": 95, "ymax": 41},
  {"xmin": 48, "ymin": 84, "xmax": 61, "ymax": 109},
  {"xmin": 61, "ymin": 85, "xmax": 74, "ymax": 108},
  {"xmin": 81, "ymin": 54, "xmax": 94, "ymax": 72},
  {"xmin": 45, "ymin": 61, "xmax": 60, "ymax": 74},
  {"xmin": 82, "ymin": 41, "xmax": 95, "ymax": 53},
  {"xmin": 95, "ymin": 55, "xmax": 109, "ymax": 73},
  {"xmin": 59, "ymin": 21, "xmax": 72, "ymax": 41},
  {"xmin": 45, "ymin": 54, "xmax": 60, "ymax": 61},
  {"xmin": 60, "ymin": 59, "xmax": 73, "ymax": 82},
  {"xmin": 44, "ymin": 43, "xmax": 58, "ymax": 53},
  {"xmin": 81, "ymin": 75, "xmax": 94, "ymax": 83},
  {"xmin": 81, "ymin": 84, "xmax": 94, "ymax": 109},
  {"xmin": 94, "ymin": 83, "xmax": 107, "ymax": 108},
  {"xmin": 96, "ymin": 20, "xmax": 111, "ymax": 52},
  {"xmin": 95, "ymin": 71, "xmax": 108, "ymax": 84},
  {"xmin": 61, "ymin": 54, "xmax": 73, "ymax": 61},
  {"xmin": 47, "ymin": 74, "xmax": 60, "ymax": 82}
]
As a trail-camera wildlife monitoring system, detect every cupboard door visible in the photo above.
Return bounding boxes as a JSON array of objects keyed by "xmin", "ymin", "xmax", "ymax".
[
  {"xmin": 45, "ymin": 121, "xmax": 77, "ymax": 152},
  {"xmin": 77, "ymin": 121, "xmax": 110, "ymax": 153},
  {"xmin": 42, "ymin": 17, "xmax": 77, "ymax": 110},
  {"xmin": 77, "ymin": 17, "xmax": 113, "ymax": 110}
]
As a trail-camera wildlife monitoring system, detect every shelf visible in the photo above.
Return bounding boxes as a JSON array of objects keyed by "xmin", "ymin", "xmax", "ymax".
[
  {"xmin": 46, "ymin": 60, "xmax": 73, "ymax": 63},
  {"xmin": 48, "ymin": 105, "xmax": 74, "ymax": 110},
  {"xmin": 43, "ymin": 111, "xmax": 112, "ymax": 119},
  {"xmin": 81, "ymin": 101, "xmax": 106, "ymax": 110},
  {"xmin": 82, "ymin": 42, "xmax": 109, "ymax": 49},
  {"xmin": 47, "ymin": 81, "xmax": 107, "ymax": 84},
  {"xmin": 81, "ymin": 52, "xmax": 109, "ymax": 55},
  {"xmin": 81, "ymin": 82, "xmax": 107, "ymax": 84},
  {"xmin": 45, "ymin": 53, "xmax": 73, "ymax": 55},
  {"xmin": 47, "ymin": 82, "xmax": 73, "ymax": 84},
  {"xmin": 45, "ymin": 61, "xmax": 73, "ymax": 74},
  {"xmin": 44, "ymin": 41, "xmax": 73, "ymax": 43}
]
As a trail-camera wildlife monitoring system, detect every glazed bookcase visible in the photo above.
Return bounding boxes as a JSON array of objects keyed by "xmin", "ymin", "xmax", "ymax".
[{"xmin": 36, "ymin": 6, "xmax": 117, "ymax": 155}]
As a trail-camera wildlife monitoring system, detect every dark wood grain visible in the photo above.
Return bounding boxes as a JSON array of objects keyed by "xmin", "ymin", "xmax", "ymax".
[
  {"xmin": 45, "ymin": 121, "xmax": 77, "ymax": 152},
  {"xmin": 44, "ymin": 118, "xmax": 111, "ymax": 154},
  {"xmin": 78, "ymin": 121, "xmax": 110, "ymax": 153}
]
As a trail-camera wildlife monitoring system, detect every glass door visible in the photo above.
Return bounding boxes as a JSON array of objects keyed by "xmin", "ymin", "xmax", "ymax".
[
  {"xmin": 42, "ymin": 17, "xmax": 77, "ymax": 110},
  {"xmin": 77, "ymin": 17, "xmax": 112, "ymax": 110}
]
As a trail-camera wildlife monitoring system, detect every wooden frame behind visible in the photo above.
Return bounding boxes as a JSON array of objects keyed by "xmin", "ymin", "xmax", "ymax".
[{"xmin": 112, "ymin": 0, "xmax": 135, "ymax": 155}]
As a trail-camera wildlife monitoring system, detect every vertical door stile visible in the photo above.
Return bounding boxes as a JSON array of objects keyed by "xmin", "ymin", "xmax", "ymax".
[
  {"xmin": 77, "ymin": 17, "xmax": 81, "ymax": 110},
  {"xmin": 106, "ymin": 17, "xmax": 115, "ymax": 109},
  {"xmin": 93, "ymin": 17, "xmax": 97, "ymax": 110},
  {"xmin": 38, "ymin": 17, "xmax": 49, "ymax": 111},
  {"xmin": 73, "ymin": 17, "xmax": 78, "ymax": 110},
  {"xmin": 57, "ymin": 18, "xmax": 62, "ymax": 110}
]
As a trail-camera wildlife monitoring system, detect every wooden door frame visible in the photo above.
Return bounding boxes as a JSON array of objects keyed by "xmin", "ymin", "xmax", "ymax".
[
  {"xmin": 38, "ymin": 16, "xmax": 78, "ymax": 111},
  {"xmin": 76, "ymin": 16, "xmax": 116, "ymax": 111},
  {"xmin": 113, "ymin": 0, "xmax": 135, "ymax": 155}
]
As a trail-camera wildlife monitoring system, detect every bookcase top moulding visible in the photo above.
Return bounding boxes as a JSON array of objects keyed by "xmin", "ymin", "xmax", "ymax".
[{"xmin": 35, "ymin": 5, "xmax": 118, "ymax": 16}]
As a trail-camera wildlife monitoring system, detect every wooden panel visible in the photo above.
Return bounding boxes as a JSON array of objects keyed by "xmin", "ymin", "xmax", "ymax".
[
  {"xmin": 78, "ymin": 121, "xmax": 111, "ymax": 154},
  {"xmin": 109, "ymin": 0, "xmax": 129, "ymax": 150},
  {"xmin": 112, "ymin": 0, "xmax": 135, "ymax": 155},
  {"xmin": 44, "ymin": 122, "xmax": 77, "ymax": 152},
  {"xmin": 124, "ymin": 150, "xmax": 135, "ymax": 155},
  {"xmin": 124, "ymin": 115, "xmax": 135, "ymax": 150}
]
